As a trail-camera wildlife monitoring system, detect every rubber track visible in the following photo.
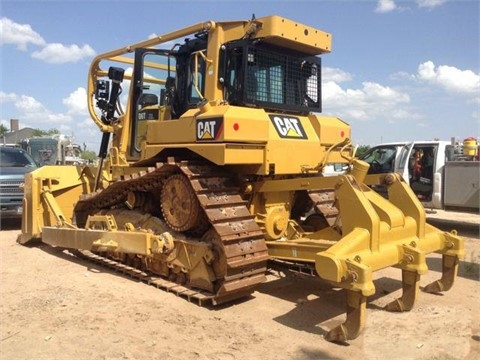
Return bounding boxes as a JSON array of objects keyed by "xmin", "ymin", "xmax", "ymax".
[{"xmin": 74, "ymin": 160, "xmax": 269, "ymax": 305}]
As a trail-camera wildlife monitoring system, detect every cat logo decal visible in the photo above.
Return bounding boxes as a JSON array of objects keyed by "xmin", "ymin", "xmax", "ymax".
[
  {"xmin": 196, "ymin": 117, "xmax": 224, "ymax": 140},
  {"xmin": 269, "ymin": 115, "xmax": 307, "ymax": 139}
]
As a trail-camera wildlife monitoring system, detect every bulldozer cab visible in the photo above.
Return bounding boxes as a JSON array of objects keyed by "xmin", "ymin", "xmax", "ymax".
[
  {"xmin": 130, "ymin": 38, "xmax": 323, "ymax": 155},
  {"xmin": 90, "ymin": 18, "xmax": 329, "ymax": 165}
]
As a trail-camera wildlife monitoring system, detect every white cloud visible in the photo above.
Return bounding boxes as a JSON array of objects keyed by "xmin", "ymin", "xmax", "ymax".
[
  {"xmin": 31, "ymin": 43, "xmax": 96, "ymax": 64},
  {"xmin": 1, "ymin": 91, "xmax": 72, "ymax": 126},
  {"xmin": 375, "ymin": 0, "xmax": 398, "ymax": 13},
  {"xmin": 323, "ymin": 67, "xmax": 352, "ymax": 83},
  {"xmin": 417, "ymin": 61, "xmax": 480, "ymax": 94},
  {"xmin": 416, "ymin": 0, "xmax": 448, "ymax": 9},
  {"xmin": 1, "ymin": 90, "xmax": 101, "ymax": 149},
  {"xmin": 390, "ymin": 71, "xmax": 416, "ymax": 81},
  {"xmin": 322, "ymin": 80, "xmax": 411, "ymax": 121},
  {"xmin": 1, "ymin": 17, "xmax": 96, "ymax": 64},
  {"xmin": 14, "ymin": 95, "xmax": 45, "ymax": 113},
  {"xmin": 0, "ymin": 17, "xmax": 45, "ymax": 51},
  {"xmin": 375, "ymin": 0, "xmax": 447, "ymax": 13},
  {"xmin": 63, "ymin": 87, "xmax": 88, "ymax": 116},
  {"xmin": 390, "ymin": 108, "xmax": 422, "ymax": 120},
  {"xmin": 62, "ymin": 89, "xmax": 101, "ymax": 148},
  {"xmin": 363, "ymin": 82, "xmax": 410, "ymax": 102},
  {"xmin": 0, "ymin": 91, "xmax": 18, "ymax": 103}
]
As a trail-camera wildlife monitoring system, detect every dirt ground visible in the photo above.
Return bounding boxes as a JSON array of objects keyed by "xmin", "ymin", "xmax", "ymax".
[{"xmin": 1, "ymin": 211, "xmax": 479, "ymax": 360}]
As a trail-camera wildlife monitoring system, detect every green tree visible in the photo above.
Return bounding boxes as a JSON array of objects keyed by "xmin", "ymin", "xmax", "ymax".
[
  {"xmin": 0, "ymin": 124, "xmax": 8, "ymax": 136},
  {"xmin": 31, "ymin": 128, "xmax": 60, "ymax": 137},
  {"xmin": 355, "ymin": 145, "xmax": 371, "ymax": 158},
  {"xmin": 80, "ymin": 150, "xmax": 97, "ymax": 163}
]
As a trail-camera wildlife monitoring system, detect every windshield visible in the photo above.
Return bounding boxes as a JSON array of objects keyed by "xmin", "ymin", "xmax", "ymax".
[
  {"xmin": 0, "ymin": 148, "xmax": 37, "ymax": 168},
  {"xmin": 360, "ymin": 146, "xmax": 397, "ymax": 174}
]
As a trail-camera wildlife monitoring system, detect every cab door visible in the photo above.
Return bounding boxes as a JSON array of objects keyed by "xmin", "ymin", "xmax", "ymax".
[
  {"xmin": 130, "ymin": 48, "xmax": 174, "ymax": 158},
  {"xmin": 407, "ymin": 143, "xmax": 441, "ymax": 209},
  {"xmin": 397, "ymin": 142, "xmax": 414, "ymax": 184}
]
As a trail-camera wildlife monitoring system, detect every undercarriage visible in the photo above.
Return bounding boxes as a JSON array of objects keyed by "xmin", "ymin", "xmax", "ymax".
[{"xmin": 18, "ymin": 160, "xmax": 464, "ymax": 342}]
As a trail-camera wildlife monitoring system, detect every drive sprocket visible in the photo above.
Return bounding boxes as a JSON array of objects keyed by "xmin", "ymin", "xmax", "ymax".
[{"xmin": 160, "ymin": 173, "xmax": 203, "ymax": 232}]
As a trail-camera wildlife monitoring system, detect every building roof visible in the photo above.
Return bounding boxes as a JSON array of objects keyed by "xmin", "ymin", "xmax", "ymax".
[{"xmin": 0, "ymin": 128, "xmax": 36, "ymax": 146}]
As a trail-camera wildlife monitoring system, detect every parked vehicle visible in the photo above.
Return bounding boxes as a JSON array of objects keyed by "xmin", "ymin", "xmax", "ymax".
[
  {"xmin": 0, "ymin": 146, "xmax": 38, "ymax": 218},
  {"xmin": 20, "ymin": 135, "xmax": 85, "ymax": 166},
  {"xmin": 359, "ymin": 139, "xmax": 479, "ymax": 212}
]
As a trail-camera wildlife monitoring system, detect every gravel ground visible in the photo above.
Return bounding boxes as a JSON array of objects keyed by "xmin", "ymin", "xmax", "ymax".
[{"xmin": 0, "ymin": 213, "xmax": 479, "ymax": 360}]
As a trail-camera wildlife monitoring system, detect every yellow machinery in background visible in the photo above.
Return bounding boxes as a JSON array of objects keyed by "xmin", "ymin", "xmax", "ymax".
[{"xmin": 18, "ymin": 15, "xmax": 464, "ymax": 342}]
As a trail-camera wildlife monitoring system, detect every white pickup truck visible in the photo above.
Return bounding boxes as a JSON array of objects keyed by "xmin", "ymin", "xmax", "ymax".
[{"xmin": 358, "ymin": 140, "xmax": 479, "ymax": 212}]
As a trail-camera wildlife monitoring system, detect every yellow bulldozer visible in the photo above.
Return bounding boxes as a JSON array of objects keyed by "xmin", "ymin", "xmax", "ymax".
[{"xmin": 18, "ymin": 15, "xmax": 464, "ymax": 342}]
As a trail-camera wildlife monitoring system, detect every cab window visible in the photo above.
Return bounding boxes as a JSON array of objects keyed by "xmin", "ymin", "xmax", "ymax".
[
  {"xmin": 132, "ymin": 50, "xmax": 174, "ymax": 155},
  {"xmin": 361, "ymin": 146, "xmax": 397, "ymax": 174},
  {"xmin": 189, "ymin": 51, "xmax": 206, "ymax": 104}
]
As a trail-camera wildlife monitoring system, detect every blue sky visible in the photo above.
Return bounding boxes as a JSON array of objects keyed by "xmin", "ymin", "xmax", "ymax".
[{"xmin": 1, "ymin": 0, "xmax": 479, "ymax": 151}]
